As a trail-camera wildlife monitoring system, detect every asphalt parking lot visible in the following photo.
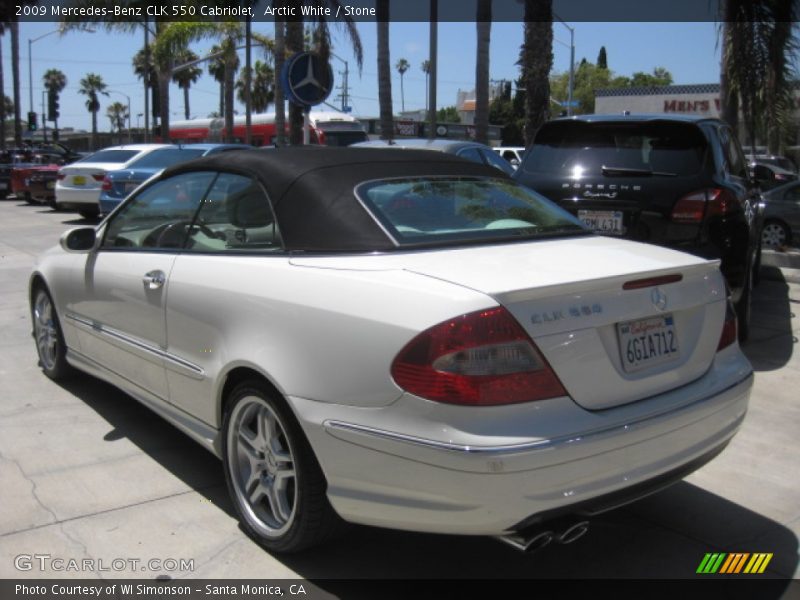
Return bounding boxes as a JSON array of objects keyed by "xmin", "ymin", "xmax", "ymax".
[{"xmin": 0, "ymin": 199, "xmax": 798, "ymax": 589}]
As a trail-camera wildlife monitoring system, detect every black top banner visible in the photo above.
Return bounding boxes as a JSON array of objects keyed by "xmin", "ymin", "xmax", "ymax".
[{"xmin": 10, "ymin": 0, "xmax": 781, "ymax": 24}]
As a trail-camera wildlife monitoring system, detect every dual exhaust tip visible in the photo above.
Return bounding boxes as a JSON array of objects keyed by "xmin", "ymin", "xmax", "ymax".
[{"xmin": 495, "ymin": 520, "xmax": 590, "ymax": 553}]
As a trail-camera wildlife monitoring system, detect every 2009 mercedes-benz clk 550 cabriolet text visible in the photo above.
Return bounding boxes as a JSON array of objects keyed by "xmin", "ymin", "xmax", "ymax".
[{"xmin": 30, "ymin": 147, "xmax": 753, "ymax": 553}]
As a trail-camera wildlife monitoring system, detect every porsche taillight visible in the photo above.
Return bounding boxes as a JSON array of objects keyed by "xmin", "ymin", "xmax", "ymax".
[
  {"xmin": 391, "ymin": 307, "xmax": 567, "ymax": 406},
  {"xmin": 671, "ymin": 188, "xmax": 737, "ymax": 223}
]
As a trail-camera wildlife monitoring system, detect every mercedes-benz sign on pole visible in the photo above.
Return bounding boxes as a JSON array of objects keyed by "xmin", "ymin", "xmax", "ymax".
[{"xmin": 282, "ymin": 52, "xmax": 334, "ymax": 108}]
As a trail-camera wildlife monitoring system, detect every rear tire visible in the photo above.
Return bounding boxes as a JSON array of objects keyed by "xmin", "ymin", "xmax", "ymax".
[
  {"xmin": 31, "ymin": 286, "xmax": 73, "ymax": 380},
  {"xmin": 222, "ymin": 380, "xmax": 343, "ymax": 553}
]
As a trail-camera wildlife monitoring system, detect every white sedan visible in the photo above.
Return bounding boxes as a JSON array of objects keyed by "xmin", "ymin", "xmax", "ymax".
[
  {"xmin": 55, "ymin": 144, "xmax": 172, "ymax": 219},
  {"xmin": 30, "ymin": 147, "xmax": 753, "ymax": 553}
]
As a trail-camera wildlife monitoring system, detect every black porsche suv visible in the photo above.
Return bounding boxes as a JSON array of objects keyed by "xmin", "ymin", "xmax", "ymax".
[{"xmin": 513, "ymin": 114, "xmax": 762, "ymax": 340}]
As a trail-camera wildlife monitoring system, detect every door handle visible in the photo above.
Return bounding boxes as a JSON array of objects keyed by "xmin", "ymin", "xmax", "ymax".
[{"xmin": 142, "ymin": 270, "xmax": 166, "ymax": 290}]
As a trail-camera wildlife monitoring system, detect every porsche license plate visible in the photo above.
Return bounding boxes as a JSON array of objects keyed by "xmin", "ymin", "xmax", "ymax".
[
  {"xmin": 578, "ymin": 210, "xmax": 623, "ymax": 235},
  {"xmin": 618, "ymin": 314, "xmax": 679, "ymax": 373},
  {"xmin": 72, "ymin": 175, "xmax": 86, "ymax": 186}
]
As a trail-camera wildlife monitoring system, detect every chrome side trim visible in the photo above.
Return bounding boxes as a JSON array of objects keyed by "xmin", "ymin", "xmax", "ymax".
[
  {"xmin": 325, "ymin": 372, "xmax": 753, "ymax": 456},
  {"xmin": 65, "ymin": 312, "xmax": 204, "ymax": 377},
  {"xmin": 66, "ymin": 347, "xmax": 221, "ymax": 457}
]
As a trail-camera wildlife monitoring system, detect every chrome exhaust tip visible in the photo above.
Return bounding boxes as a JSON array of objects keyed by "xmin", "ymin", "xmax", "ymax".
[{"xmin": 494, "ymin": 520, "xmax": 590, "ymax": 553}]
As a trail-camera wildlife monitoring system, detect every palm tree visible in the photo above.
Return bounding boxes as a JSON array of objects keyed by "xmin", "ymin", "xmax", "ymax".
[
  {"xmin": 106, "ymin": 101, "xmax": 129, "ymax": 143},
  {"xmin": 79, "ymin": 73, "xmax": 108, "ymax": 150},
  {"xmin": 474, "ymin": 0, "xmax": 491, "ymax": 145},
  {"xmin": 0, "ymin": 25, "xmax": 7, "ymax": 150},
  {"xmin": 42, "ymin": 69, "xmax": 67, "ymax": 140},
  {"xmin": 274, "ymin": 17, "xmax": 286, "ymax": 146},
  {"xmin": 236, "ymin": 60, "xmax": 275, "ymax": 113},
  {"xmin": 421, "ymin": 60, "xmax": 430, "ymax": 116},
  {"xmin": 133, "ymin": 46, "xmax": 159, "ymax": 128},
  {"xmin": 377, "ymin": 1, "xmax": 393, "ymax": 140},
  {"xmin": 10, "ymin": 22, "xmax": 22, "ymax": 146},
  {"xmin": 172, "ymin": 48, "xmax": 202, "ymax": 120},
  {"xmin": 396, "ymin": 58, "xmax": 409, "ymax": 113},
  {"xmin": 519, "ymin": 0, "xmax": 553, "ymax": 144},
  {"xmin": 207, "ymin": 44, "xmax": 233, "ymax": 121}
]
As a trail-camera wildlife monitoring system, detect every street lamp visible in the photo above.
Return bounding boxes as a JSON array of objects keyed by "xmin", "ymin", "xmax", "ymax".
[
  {"xmin": 108, "ymin": 90, "xmax": 132, "ymax": 143},
  {"xmin": 29, "ymin": 26, "xmax": 95, "ymax": 115},
  {"xmin": 553, "ymin": 14, "xmax": 575, "ymax": 117}
]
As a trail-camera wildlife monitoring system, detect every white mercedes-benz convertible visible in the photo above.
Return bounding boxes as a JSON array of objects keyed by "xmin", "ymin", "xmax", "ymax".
[{"xmin": 30, "ymin": 147, "xmax": 752, "ymax": 553}]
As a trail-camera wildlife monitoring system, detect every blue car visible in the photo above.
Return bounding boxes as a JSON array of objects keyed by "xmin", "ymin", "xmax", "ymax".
[{"xmin": 98, "ymin": 144, "xmax": 250, "ymax": 214}]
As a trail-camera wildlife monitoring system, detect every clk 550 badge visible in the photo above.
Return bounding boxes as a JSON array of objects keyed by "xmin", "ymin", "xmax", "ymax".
[{"xmin": 532, "ymin": 304, "xmax": 603, "ymax": 324}]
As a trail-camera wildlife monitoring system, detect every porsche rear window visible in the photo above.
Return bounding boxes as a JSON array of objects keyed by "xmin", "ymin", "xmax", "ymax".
[
  {"xmin": 521, "ymin": 121, "xmax": 707, "ymax": 177},
  {"xmin": 356, "ymin": 177, "xmax": 587, "ymax": 246}
]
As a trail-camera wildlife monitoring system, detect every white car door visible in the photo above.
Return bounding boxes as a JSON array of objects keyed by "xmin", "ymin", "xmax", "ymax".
[{"xmin": 65, "ymin": 171, "xmax": 218, "ymax": 401}]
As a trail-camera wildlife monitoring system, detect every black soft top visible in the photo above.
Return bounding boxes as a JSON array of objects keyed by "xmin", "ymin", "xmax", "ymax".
[{"xmin": 163, "ymin": 146, "xmax": 506, "ymax": 252}]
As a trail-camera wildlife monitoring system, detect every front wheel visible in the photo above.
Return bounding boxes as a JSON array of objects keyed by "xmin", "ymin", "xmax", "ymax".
[
  {"xmin": 222, "ymin": 381, "xmax": 343, "ymax": 553},
  {"xmin": 31, "ymin": 286, "xmax": 73, "ymax": 380}
]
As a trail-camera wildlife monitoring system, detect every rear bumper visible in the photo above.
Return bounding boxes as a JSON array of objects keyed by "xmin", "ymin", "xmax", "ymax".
[
  {"xmin": 290, "ymin": 348, "xmax": 753, "ymax": 535},
  {"xmin": 55, "ymin": 186, "xmax": 101, "ymax": 209}
]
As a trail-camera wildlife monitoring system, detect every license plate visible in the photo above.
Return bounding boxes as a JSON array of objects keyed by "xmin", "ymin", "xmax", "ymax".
[
  {"xmin": 124, "ymin": 182, "xmax": 138, "ymax": 193},
  {"xmin": 617, "ymin": 314, "xmax": 679, "ymax": 373},
  {"xmin": 0, "ymin": 182, "xmax": 7, "ymax": 190},
  {"xmin": 72, "ymin": 175, "xmax": 86, "ymax": 185},
  {"xmin": 46, "ymin": 180, "xmax": 56, "ymax": 190},
  {"xmin": 578, "ymin": 210, "xmax": 623, "ymax": 235}
]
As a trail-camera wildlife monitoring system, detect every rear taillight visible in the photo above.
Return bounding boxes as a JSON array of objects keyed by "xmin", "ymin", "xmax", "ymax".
[
  {"xmin": 91, "ymin": 173, "xmax": 105, "ymax": 182},
  {"xmin": 101, "ymin": 177, "xmax": 112, "ymax": 191},
  {"xmin": 671, "ymin": 188, "xmax": 737, "ymax": 223},
  {"xmin": 717, "ymin": 300, "xmax": 738, "ymax": 351},
  {"xmin": 391, "ymin": 307, "xmax": 567, "ymax": 406}
]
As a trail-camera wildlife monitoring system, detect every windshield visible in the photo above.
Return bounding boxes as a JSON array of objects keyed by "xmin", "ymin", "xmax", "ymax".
[
  {"xmin": 357, "ymin": 177, "xmax": 587, "ymax": 246},
  {"xmin": 522, "ymin": 121, "xmax": 707, "ymax": 177},
  {"xmin": 128, "ymin": 148, "xmax": 207, "ymax": 169}
]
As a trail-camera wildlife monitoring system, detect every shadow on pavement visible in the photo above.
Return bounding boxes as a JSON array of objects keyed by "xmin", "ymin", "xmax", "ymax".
[
  {"xmin": 743, "ymin": 266, "xmax": 797, "ymax": 371},
  {"xmin": 58, "ymin": 373, "xmax": 798, "ymax": 585}
]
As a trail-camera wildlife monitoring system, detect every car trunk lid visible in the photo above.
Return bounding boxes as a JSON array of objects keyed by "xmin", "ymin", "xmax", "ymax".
[{"xmin": 291, "ymin": 236, "xmax": 727, "ymax": 410}]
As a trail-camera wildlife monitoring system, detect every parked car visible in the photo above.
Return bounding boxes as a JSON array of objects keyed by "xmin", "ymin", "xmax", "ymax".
[
  {"xmin": 31, "ymin": 147, "xmax": 752, "ymax": 553},
  {"xmin": 494, "ymin": 146, "xmax": 526, "ymax": 169},
  {"xmin": 353, "ymin": 138, "xmax": 515, "ymax": 175},
  {"xmin": 514, "ymin": 114, "xmax": 763, "ymax": 341},
  {"xmin": 55, "ymin": 144, "xmax": 172, "ymax": 219},
  {"xmin": 747, "ymin": 154, "xmax": 797, "ymax": 174},
  {"xmin": 28, "ymin": 168, "xmax": 61, "ymax": 208},
  {"xmin": 760, "ymin": 180, "xmax": 800, "ymax": 247},
  {"xmin": 748, "ymin": 159, "xmax": 798, "ymax": 190},
  {"xmin": 98, "ymin": 144, "xmax": 251, "ymax": 215}
]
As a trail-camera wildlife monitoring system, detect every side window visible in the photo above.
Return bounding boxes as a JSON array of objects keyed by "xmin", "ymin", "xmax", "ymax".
[
  {"xmin": 102, "ymin": 172, "xmax": 216, "ymax": 250},
  {"xmin": 187, "ymin": 173, "xmax": 282, "ymax": 252}
]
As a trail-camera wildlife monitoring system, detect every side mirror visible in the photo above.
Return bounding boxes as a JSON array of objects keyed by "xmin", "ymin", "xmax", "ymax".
[{"xmin": 60, "ymin": 227, "xmax": 97, "ymax": 253}]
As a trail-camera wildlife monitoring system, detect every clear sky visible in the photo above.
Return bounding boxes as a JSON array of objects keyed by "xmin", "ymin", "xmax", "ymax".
[{"xmin": 4, "ymin": 20, "xmax": 722, "ymax": 133}]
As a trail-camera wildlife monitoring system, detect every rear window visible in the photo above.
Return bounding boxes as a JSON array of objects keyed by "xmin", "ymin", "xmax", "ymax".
[
  {"xmin": 357, "ymin": 176, "xmax": 586, "ymax": 246},
  {"xmin": 522, "ymin": 121, "xmax": 707, "ymax": 177},
  {"xmin": 77, "ymin": 150, "xmax": 140, "ymax": 164},
  {"xmin": 128, "ymin": 148, "xmax": 207, "ymax": 169}
]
